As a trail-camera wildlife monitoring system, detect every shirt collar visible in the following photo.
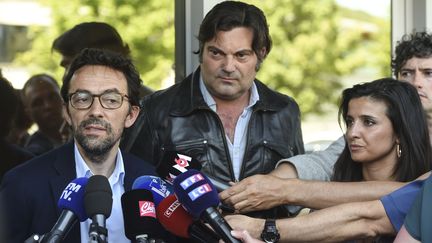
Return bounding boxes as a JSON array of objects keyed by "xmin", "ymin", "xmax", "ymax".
[
  {"xmin": 199, "ymin": 75, "xmax": 260, "ymax": 111},
  {"xmin": 74, "ymin": 142, "xmax": 125, "ymax": 185}
]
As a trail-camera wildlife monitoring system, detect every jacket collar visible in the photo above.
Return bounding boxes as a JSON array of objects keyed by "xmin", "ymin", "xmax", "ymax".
[{"xmin": 170, "ymin": 67, "xmax": 289, "ymax": 116}]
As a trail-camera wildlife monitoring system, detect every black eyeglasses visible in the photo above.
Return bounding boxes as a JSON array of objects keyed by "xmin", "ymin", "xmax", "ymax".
[{"xmin": 68, "ymin": 91, "xmax": 129, "ymax": 110}]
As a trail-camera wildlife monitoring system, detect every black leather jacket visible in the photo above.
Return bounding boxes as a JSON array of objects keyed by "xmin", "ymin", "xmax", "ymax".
[{"xmin": 122, "ymin": 67, "xmax": 304, "ymax": 189}]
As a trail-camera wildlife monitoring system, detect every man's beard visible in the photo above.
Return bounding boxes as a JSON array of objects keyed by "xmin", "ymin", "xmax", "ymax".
[{"xmin": 74, "ymin": 117, "xmax": 121, "ymax": 163}]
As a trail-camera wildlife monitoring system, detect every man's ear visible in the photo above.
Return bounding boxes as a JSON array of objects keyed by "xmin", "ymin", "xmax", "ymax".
[
  {"xmin": 124, "ymin": 105, "xmax": 140, "ymax": 128},
  {"xmin": 62, "ymin": 104, "xmax": 72, "ymax": 126}
]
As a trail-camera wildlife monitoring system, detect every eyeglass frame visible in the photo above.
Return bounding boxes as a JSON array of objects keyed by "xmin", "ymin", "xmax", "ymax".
[{"xmin": 67, "ymin": 90, "xmax": 130, "ymax": 110}]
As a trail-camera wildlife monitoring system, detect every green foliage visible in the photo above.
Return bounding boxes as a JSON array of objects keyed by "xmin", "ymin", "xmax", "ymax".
[
  {"xmin": 13, "ymin": 0, "xmax": 390, "ymax": 117},
  {"xmin": 13, "ymin": 0, "xmax": 174, "ymax": 89},
  {"xmin": 247, "ymin": 0, "xmax": 390, "ymax": 116}
]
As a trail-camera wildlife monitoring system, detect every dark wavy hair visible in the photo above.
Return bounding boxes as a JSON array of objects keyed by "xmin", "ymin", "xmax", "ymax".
[
  {"xmin": 195, "ymin": 1, "xmax": 272, "ymax": 71},
  {"xmin": 61, "ymin": 48, "xmax": 142, "ymax": 107},
  {"xmin": 52, "ymin": 22, "xmax": 130, "ymax": 58},
  {"xmin": 392, "ymin": 31, "xmax": 432, "ymax": 77},
  {"xmin": 332, "ymin": 78, "xmax": 432, "ymax": 182}
]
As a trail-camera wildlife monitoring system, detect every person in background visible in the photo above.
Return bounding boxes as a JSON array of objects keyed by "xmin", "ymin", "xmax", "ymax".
[
  {"xmin": 121, "ymin": 1, "xmax": 304, "ymax": 219},
  {"xmin": 0, "ymin": 49, "xmax": 162, "ymax": 243},
  {"xmin": 6, "ymin": 89, "xmax": 33, "ymax": 147},
  {"xmin": 52, "ymin": 21, "xmax": 153, "ymax": 97},
  {"xmin": 226, "ymin": 78, "xmax": 432, "ymax": 242},
  {"xmin": 394, "ymin": 173, "xmax": 432, "ymax": 242},
  {"xmin": 21, "ymin": 74, "xmax": 65, "ymax": 156},
  {"xmin": 0, "ymin": 71, "xmax": 33, "ymax": 181}
]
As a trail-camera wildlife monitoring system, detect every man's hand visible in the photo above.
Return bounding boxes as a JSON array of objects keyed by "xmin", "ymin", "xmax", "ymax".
[
  {"xmin": 231, "ymin": 230, "xmax": 264, "ymax": 243},
  {"xmin": 224, "ymin": 214, "xmax": 265, "ymax": 239},
  {"xmin": 219, "ymin": 174, "xmax": 292, "ymax": 213}
]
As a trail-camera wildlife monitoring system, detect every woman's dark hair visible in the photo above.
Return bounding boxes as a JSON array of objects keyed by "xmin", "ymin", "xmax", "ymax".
[
  {"xmin": 392, "ymin": 31, "xmax": 432, "ymax": 77},
  {"xmin": 195, "ymin": 1, "xmax": 272, "ymax": 71},
  {"xmin": 23, "ymin": 74, "xmax": 59, "ymax": 95},
  {"xmin": 61, "ymin": 48, "xmax": 142, "ymax": 107},
  {"xmin": 332, "ymin": 78, "xmax": 432, "ymax": 182}
]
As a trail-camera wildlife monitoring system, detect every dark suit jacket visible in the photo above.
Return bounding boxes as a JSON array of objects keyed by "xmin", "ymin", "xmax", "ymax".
[{"xmin": 0, "ymin": 142, "xmax": 157, "ymax": 243}]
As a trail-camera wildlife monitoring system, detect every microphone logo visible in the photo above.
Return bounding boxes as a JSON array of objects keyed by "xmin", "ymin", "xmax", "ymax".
[
  {"xmin": 163, "ymin": 200, "xmax": 181, "ymax": 218},
  {"xmin": 139, "ymin": 200, "xmax": 156, "ymax": 218},
  {"xmin": 188, "ymin": 183, "xmax": 212, "ymax": 201},
  {"xmin": 60, "ymin": 182, "xmax": 83, "ymax": 201},
  {"xmin": 180, "ymin": 174, "xmax": 204, "ymax": 190},
  {"xmin": 173, "ymin": 153, "xmax": 192, "ymax": 173}
]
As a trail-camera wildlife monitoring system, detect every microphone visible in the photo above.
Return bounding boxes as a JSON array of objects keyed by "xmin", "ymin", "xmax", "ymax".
[
  {"xmin": 39, "ymin": 177, "xmax": 89, "ymax": 243},
  {"xmin": 156, "ymin": 151, "xmax": 202, "ymax": 184},
  {"xmin": 173, "ymin": 169, "xmax": 240, "ymax": 243},
  {"xmin": 157, "ymin": 151, "xmax": 229, "ymax": 191},
  {"xmin": 156, "ymin": 194, "xmax": 220, "ymax": 243},
  {"xmin": 121, "ymin": 189, "xmax": 166, "ymax": 242},
  {"xmin": 132, "ymin": 175, "xmax": 173, "ymax": 206},
  {"xmin": 84, "ymin": 175, "xmax": 112, "ymax": 243}
]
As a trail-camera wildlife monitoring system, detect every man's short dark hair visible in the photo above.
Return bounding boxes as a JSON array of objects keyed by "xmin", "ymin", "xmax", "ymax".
[
  {"xmin": 392, "ymin": 31, "xmax": 432, "ymax": 77},
  {"xmin": 61, "ymin": 48, "xmax": 142, "ymax": 107},
  {"xmin": 52, "ymin": 22, "xmax": 130, "ymax": 58},
  {"xmin": 196, "ymin": 1, "xmax": 272, "ymax": 71}
]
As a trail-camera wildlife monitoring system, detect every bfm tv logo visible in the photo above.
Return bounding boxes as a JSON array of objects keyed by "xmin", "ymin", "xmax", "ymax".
[
  {"xmin": 60, "ymin": 182, "xmax": 82, "ymax": 201},
  {"xmin": 139, "ymin": 200, "xmax": 156, "ymax": 218}
]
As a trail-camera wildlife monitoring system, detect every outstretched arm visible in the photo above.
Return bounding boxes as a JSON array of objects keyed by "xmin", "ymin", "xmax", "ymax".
[
  {"xmin": 225, "ymin": 200, "xmax": 395, "ymax": 242},
  {"xmin": 220, "ymin": 175, "xmax": 403, "ymax": 212}
]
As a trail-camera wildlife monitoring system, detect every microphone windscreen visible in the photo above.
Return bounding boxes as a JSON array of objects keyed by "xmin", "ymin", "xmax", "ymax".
[
  {"xmin": 57, "ymin": 177, "xmax": 89, "ymax": 222},
  {"xmin": 121, "ymin": 189, "xmax": 165, "ymax": 240},
  {"xmin": 156, "ymin": 151, "xmax": 202, "ymax": 184},
  {"xmin": 132, "ymin": 175, "xmax": 173, "ymax": 206},
  {"xmin": 84, "ymin": 175, "xmax": 113, "ymax": 218},
  {"xmin": 173, "ymin": 169, "xmax": 219, "ymax": 218},
  {"xmin": 156, "ymin": 194, "xmax": 193, "ymax": 238}
]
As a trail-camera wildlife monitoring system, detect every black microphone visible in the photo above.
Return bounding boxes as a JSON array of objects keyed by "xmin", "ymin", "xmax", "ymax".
[
  {"xmin": 121, "ymin": 189, "xmax": 166, "ymax": 243},
  {"xmin": 38, "ymin": 177, "xmax": 89, "ymax": 243},
  {"xmin": 84, "ymin": 175, "xmax": 112, "ymax": 243},
  {"xmin": 173, "ymin": 170, "xmax": 240, "ymax": 243}
]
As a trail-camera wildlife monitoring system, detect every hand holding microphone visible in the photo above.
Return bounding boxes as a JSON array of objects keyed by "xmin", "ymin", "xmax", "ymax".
[{"xmin": 173, "ymin": 169, "xmax": 240, "ymax": 243}]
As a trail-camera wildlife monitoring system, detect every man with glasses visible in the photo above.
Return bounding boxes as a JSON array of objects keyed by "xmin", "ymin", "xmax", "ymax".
[{"xmin": 0, "ymin": 48, "xmax": 164, "ymax": 243}]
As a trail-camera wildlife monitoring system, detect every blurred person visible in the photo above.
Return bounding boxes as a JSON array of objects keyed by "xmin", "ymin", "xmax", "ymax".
[
  {"xmin": 225, "ymin": 78, "xmax": 432, "ymax": 242},
  {"xmin": 6, "ymin": 89, "xmax": 33, "ymax": 146},
  {"xmin": 121, "ymin": 1, "xmax": 304, "ymax": 218},
  {"xmin": 0, "ymin": 49, "xmax": 163, "ymax": 243},
  {"xmin": 22, "ymin": 74, "xmax": 64, "ymax": 155},
  {"xmin": 394, "ymin": 174, "xmax": 432, "ymax": 243},
  {"xmin": 52, "ymin": 21, "xmax": 153, "ymax": 97},
  {"xmin": 0, "ymin": 72, "xmax": 33, "ymax": 181}
]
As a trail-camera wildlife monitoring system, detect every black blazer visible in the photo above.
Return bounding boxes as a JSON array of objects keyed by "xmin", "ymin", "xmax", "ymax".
[{"xmin": 0, "ymin": 142, "xmax": 157, "ymax": 243}]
